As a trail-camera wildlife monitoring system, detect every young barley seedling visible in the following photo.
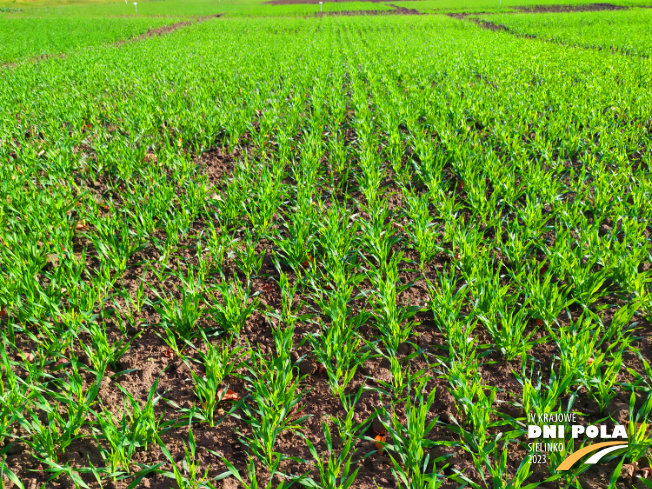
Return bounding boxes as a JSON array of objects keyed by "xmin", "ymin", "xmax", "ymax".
[
  {"xmin": 236, "ymin": 346, "xmax": 310, "ymax": 469},
  {"xmin": 370, "ymin": 252, "xmax": 420, "ymax": 354},
  {"xmin": 302, "ymin": 421, "xmax": 360, "ymax": 489},
  {"xmin": 216, "ymin": 454, "xmax": 294, "ymax": 489},
  {"xmin": 158, "ymin": 428, "xmax": 216, "ymax": 489},
  {"xmin": 381, "ymin": 382, "xmax": 449, "ymax": 488},
  {"xmin": 149, "ymin": 271, "xmax": 204, "ymax": 353},
  {"xmin": 207, "ymin": 278, "xmax": 259, "ymax": 338},
  {"xmin": 582, "ymin": 348, "xmax": 625, "ymax": 414},
  {"xmin": 92, "ymin": 379, "xmax": 166, "ymax": 480},
  {"xmin": 78, "ymin": 320, "xmax": 141, "ymax": 374},
  {"xmin": 186, "ymin": 334, "xmax": 245, "ymax": 426},
  {"xmin": 235, "ymin": 230, "xmax": 266, "ymax": 280}
]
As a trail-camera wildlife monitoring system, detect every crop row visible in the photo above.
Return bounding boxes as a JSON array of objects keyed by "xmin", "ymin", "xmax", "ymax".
[{"xmin": 0, "ymin": 14, "xmax": 651, "ymax": 488}]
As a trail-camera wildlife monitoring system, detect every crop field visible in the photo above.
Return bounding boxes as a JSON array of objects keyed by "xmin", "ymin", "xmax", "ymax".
[
  {"xmin": 476, "ymin": 8, "xmax": 652, "ymax": 55},
  {"xmin": 0, "ymin": 17, "xmax": 183, "ymax": 63},
  {"xmin": 1, "ymin": 1, "xmax": 652, "ymax": 489}
]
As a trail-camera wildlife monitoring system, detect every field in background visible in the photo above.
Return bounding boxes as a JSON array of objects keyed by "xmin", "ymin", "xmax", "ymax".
[
  {"xmin": 2, "ymin": 0, "xmax": 652, "ymax": 15},
  {"xmin": 2, "ymin": 0, "xmax": 652, "ymax": 62},
  {"xmin": 0, "ymin": 0, "xmax": 393, "ymax": 18},
  {"xmin": 0, "ymin": 17, "xmax": 181, "ymax": 62},
  {"xmin": 1, "ymin": 1, "xmax": 651, "ymax": 489},
  {"xmin": 475, "ymin": 8, "xmax": 652, "ymax": 55}
]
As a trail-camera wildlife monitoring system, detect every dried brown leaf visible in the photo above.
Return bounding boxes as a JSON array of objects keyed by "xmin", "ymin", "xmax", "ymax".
[
  {"xmin": 217, "ymin": 388, "xmax": 241, "ymax": 401},
  {"xmin": 374, "ymin": 433, "xmax": 386, "ymax": 453},
  {"xmin": 622, "ymin": 463, "xmax": 636, "ymax": 478}
]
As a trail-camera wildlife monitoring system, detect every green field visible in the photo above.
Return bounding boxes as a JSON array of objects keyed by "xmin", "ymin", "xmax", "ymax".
[
  {"xmin": 1, "ymin": 1, "xmax": 651, "ymax": 489},
  {"xmin": 0, "ymin": 0, "xmax": 391, "ymax": 19},
  {"xmin": 0, "ymin": 17, "xmax": 182, "ymax": 63},
  {"xmin": 477, "ymin": 8, "xmax": 652, "ymax": 55}
]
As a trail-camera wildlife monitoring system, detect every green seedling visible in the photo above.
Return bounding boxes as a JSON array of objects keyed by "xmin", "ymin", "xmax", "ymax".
[
  {"xmin": 159, "ymin": 428, "xmax": 216, "ymax": 489},
  {"xmin": 186, "ymin": 335, "xmax": 245, "ymax": 426},
  {"xmin": 216, "ymin": 454, "xmax": 295, "ymax": 489},
  {"xmin": 149, "ymin": 281, "xmax": 204, "ymax": 353},
  {"xmin": 78, "ymin": 320, "xmax": 141, "ymax": 375},
  {"xmin": 236, "ymin": 346, "xmax": 311, "ymax": 469},
  {"xmin": 380, "ymin": 383, "xmax": 449, "ymax": 488},
  {"xmin": 207, "ymin": 278, "xmax": 258, "ymax": 338},
  {"xmin": 235, "ymin": 230, "xmax": 266, "ymax": 280},
  {"xmin": 301, "ymin": 422, "xmax": 360, "ymax": 489},
  {"xmin": 92, "ymin": 379, "xmax": 166, "ymax": 480}
]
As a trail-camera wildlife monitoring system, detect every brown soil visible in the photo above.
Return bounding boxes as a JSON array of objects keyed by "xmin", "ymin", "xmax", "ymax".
[
  {"xmin": 515, "ymin": 2, "xmax": 629, "ymax": 12},
  {"xmin": 471, "ymin": 17, "xmax": 508, "ymax": 30},
  {"xmin": 455, "ymin": 12, "xmax": 649, "ymax": 57},
  {"xmin": 447, "ymin": 13, "xmax": 509, "ymax": 30},
  {"xmin": 1, "ymin": 15, "xmax": 222, "ymax": 70},
  {"xmin": 0, "ymin": 52, "xmax": 66, "ymax": 70},
  {"xmin": 3, "ymin": 81, "xmax": 651, "ymax": 489},
  {"xmin": 447, "ymin": 3, "xmax": 629, "ymax": 18},
  {"xmin": 385, "ymin": 3, "xmax": 420, "ymax": 13},
  {"xmin": 315, "ymin": 3, "xmax": 420, "ymax": 15},
  {"xmin": 2, "ymin": 135, "xmax": 650, "ymax": 489},
  {"xmin": 115, "ymin": 14, "xmax": 222, "ymax": 46}
]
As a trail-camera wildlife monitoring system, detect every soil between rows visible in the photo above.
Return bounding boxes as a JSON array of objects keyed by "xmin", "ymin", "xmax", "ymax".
[{"xmin": 3, "ymin": 138, "xmax": 650, "ymax": 489}]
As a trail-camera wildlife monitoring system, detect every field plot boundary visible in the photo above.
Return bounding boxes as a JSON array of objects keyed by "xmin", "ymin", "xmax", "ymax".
[
  {"xmin": 446, "ymin": 2, "xmax": 634, "ymax": 16},
  {"xmin": 264, "ymin": 0, "xmax": 422, "ymax": 5},
  {"xmin": 1, "ymin": 14, "xmax": 222, "ymax": 69},
  {"xmin": 450, "ymin": 10, "xmax": 651, "ymax": 57},
  {"xmin": 315, "ymin": 3, "xmax": 420, "ymax": 14},
  {"xmin": 0, "ymin": 51, "xmax": 65, "ymax": 69},
  {"xmin": 114, "ymin": 14, "xmax": 222, "ymax": 46},
  {"xmin": 514, "ymin": 2, "xmax": 629, "ymax": 12}
]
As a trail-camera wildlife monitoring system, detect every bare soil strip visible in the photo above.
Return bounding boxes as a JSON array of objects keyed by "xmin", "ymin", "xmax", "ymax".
[
  {"xmin": 115, "ymin": 14, "xmax": 222, "ymax": 47},
  {"xmin": 315, "ymin": 2, "xmax": 420, "ymax": 15},
  {"xmin": 470, "ymin": 17, "xmax": 508, "ymax": 30},
  {"xmin": 447, "ymin": 3, "xmax": 632, "ymax": 17},
  {"xmin": 386, "ymin": 3, "xmax": 421, "ymax": 13},
  {"xmin": 2, "ymin": 15, "xmax": 222, "ymax": 69},
  {"xmin": 115, "ymin": 21, "xmax": 194, "ymax": 46},
  {"xmin": 446, "ymin": 13, "xmax": 509, "ymax": 31},
  {"xmin": 1, "ymin": 52, "xmax": 66, "ymax": 70},
  {"xmin": 451, "ymin": 13, "xmax": 649, "ymax": 57},
  {"xmin": 515, "ymin": 2, "xmax": 628, "ymax": 12}
]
